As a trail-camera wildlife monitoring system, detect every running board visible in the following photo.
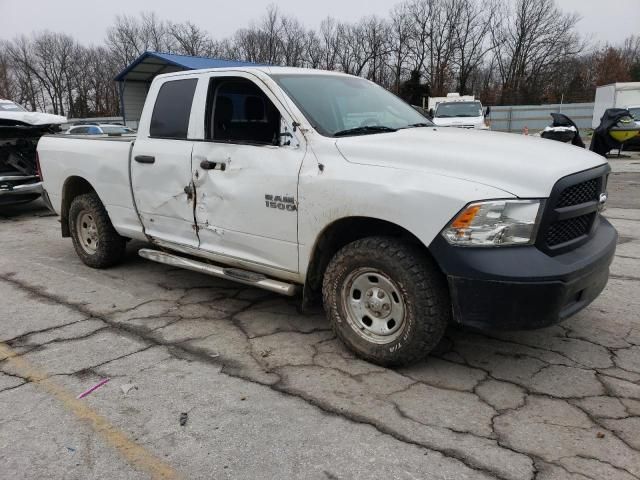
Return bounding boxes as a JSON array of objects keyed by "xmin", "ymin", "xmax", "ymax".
[{"xmin": 138, "ymin": 249, "xmax": 299, "ymax": 296}]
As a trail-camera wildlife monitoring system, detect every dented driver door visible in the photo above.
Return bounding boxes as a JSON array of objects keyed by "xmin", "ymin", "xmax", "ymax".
[{"xmin": 191, "ymin": 140, "xmax": 304, "ymax": 274}]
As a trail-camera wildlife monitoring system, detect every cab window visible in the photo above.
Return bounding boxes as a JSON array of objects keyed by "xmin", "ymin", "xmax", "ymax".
[
  {"xmin": 150, "ymin": 78, "xmax": 197, "ymax": 139},
  {"xmin": 206, "ymin": 78, "xmax": 281, "ymax": 145}
]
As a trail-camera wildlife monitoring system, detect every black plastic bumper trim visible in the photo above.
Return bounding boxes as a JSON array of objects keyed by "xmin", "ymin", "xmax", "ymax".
[{"xmin": 429, "ymin": 217, "xmax": 617, "ymax": 330}]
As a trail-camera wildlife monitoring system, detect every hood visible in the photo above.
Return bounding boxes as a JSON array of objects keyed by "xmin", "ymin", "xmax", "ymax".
[
  {"xmin": 335, "ymin": 127, "xmax": 606, "ymax": 198},
  {"xmin": 0, "ymin": 111, "xmax": 67, "ymax": 126},
  {"xmin": 433, "ymin": 116, "xmax": 484, "ymax": 127}
]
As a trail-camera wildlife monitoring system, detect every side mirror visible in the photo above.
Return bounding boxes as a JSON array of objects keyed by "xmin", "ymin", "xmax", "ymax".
[
  {"xmin": 485, "ymin": 106, "xmax": 491, "ymax": 117},
  {"xmin": 429, "ymin": 108, "xmax": 434, "ymax": 118},
  {"xmin": 274, "ymin": 131, "xmax": 293, "ymax": 146}
]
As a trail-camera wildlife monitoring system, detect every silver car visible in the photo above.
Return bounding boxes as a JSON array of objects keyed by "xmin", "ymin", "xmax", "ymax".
[{"xmin": 65, "ymin": 124, "xmax": 135, "ymax": 136}]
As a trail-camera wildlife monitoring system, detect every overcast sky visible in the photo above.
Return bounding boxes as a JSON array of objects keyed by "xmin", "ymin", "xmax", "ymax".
[{"xmin": 1, "ymin": 0, "xmax": 638, "ymax": 47}]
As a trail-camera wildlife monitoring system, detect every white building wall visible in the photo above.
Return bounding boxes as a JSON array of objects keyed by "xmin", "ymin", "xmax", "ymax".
[{"xmin": 122, "ymin": 82, "xmax": 150, "ymax": 127}]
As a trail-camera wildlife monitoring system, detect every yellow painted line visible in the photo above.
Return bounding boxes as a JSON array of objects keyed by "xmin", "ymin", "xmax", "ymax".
[{"xmin": 0, "ymin": 342, "xmax": 181, "ymax": 480}]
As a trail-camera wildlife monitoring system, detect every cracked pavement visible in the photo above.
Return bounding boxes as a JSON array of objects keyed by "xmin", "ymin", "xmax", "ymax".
[{"xmin": 1, "ymin": 154, "xmax": 640, "ymax": 479}]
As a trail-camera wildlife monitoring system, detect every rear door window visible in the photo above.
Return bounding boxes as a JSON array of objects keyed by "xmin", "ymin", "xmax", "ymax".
[{"xmin": 150, "ymin": 78, "xmax": 198, "ymax": 139}]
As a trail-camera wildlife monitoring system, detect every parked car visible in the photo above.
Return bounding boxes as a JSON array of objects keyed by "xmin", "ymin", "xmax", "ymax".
[
  {"xmin": 0, "ymin": 99, "xmax": 66, "ymax": 205},
  {"xmin": 37, "ymin": 67, "xmax": 616, "ymax": 366},
  {"xmin": 66, "ymin": 124, "xmax": 135, "ymax": 135}
]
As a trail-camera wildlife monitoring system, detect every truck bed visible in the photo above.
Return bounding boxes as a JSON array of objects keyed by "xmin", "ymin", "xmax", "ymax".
[{"xmin": 37, "ymin": 134, "xmax": 144, "ymax": 239}]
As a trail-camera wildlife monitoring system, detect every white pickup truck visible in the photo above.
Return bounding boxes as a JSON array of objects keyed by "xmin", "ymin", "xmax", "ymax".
[{"xmin": 38, "ymin": 67, "xmax": 617, "ymax": 366}]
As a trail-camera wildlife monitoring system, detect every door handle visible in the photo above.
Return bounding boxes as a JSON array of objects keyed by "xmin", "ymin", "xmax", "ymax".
[
  {"xmin": 200, "ymin": 160, "xmax": 226, "ymax": 171},
  {"xmin": 134, "ymin": 155, "xmax": 155, "ymax": 164}
]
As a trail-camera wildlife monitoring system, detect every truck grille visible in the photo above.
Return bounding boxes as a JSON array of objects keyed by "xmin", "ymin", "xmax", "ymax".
[
  {"xmin": 545, "ymin": 213, "xmax": 596, "ymax": 247},
  {"xmin": 556, "ymin": 179, "xmax": 598, "ymax": 208},
  {"xmin": 538, "ymin": 167, "xmax": 608, "ymax": 254}
]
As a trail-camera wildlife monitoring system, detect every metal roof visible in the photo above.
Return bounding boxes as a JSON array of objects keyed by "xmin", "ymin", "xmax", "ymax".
[{"xmin": 114, "ymin": 51, "xmax": 258, "ymax": 82}]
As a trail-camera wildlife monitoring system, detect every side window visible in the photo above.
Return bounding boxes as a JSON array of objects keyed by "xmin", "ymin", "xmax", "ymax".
[
  {"xmin": 207, "ymin": 78, "xmax": 281, "ymax": 145},
  {"xmin": 88, "ymin": 126, "xmax": 101, "ymax": 134},
  {"xmin": 72, "ymin": 127, "xmax": 88, "ymax": 135},
  {"xmin": 150, "ymin": 78, "xmax": 198, "ymax": 139}
]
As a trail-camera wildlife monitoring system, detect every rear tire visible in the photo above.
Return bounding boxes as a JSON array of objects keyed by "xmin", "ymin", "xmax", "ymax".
[
  {"xmin": 69, "ymin": 193, "xmax": 126, "ymax": 268},
  {"xmin": 322, "ymin": 236, "xmax": 450, "ymax": 367}
]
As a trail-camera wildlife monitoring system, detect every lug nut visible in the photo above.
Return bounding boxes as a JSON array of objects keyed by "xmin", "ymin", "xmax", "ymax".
[
  {"xmin": 367, "ymin": 291, "xmax": 373, "ymax": 297},
  {"xmin": 377, "ymin": 291, "xmax": 385, "ymax": 299}
]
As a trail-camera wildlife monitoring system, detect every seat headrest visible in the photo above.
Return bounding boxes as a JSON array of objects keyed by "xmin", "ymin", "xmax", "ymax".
[
  {"xmin": 216, "ymin": 96, "xmax": 234, "ymax": 124},
  {"xmin": 245, "ymin": 96, "xmax": 265, "ymax": 121}
]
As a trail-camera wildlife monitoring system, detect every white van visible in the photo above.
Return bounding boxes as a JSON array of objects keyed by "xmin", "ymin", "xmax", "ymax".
[{"xmin": 429, "ymin": 94, "xmax": 489, "ymax": 130}]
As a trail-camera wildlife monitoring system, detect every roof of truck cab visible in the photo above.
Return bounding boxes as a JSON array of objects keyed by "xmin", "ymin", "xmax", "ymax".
[{"xmin": 154, "ymin": 65, "xmax": 354, "ymax": 80}]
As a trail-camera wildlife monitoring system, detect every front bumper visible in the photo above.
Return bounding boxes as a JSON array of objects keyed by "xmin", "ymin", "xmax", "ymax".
[
  {"xmin": 0, "ymin": 178, "xmax": 43, "ymax": 205},
  {"xmin": 429, "ymin": 217, "xmax": 617, "ymax": 330}
]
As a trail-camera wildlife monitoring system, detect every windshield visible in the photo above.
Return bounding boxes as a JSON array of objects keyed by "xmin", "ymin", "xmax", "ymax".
[
  {"xmin": 271, "ymin": 74, "xmax": 432, "ymax": 136},
  {"xmin": 435, "ymin": 101, "xmax": 483, "ymax": 118},
  {"xmin": 629, "ymin": 108, "xmax": 640, "ymax": 121},
  {"xmin": 0, "ymin": 101, "xmax": 27, "ymax": 112},
  {"xmin": 101, "ymin": 126, "xmax": 134, "ymax": 134}
]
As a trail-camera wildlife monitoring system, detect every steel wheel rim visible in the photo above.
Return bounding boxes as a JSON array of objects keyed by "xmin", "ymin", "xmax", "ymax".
[
  {"xmin": 76, "ymin": 211, "xmax": 98, "ymax": 254},
  {"xmin": 341, "ymin": 268, "xmax": 406, "ymax": 344}
]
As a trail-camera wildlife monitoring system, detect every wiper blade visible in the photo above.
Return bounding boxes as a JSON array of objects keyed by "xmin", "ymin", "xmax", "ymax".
[
  {"xmin": 400, "ymin": 122, "xmax": 432, "ymax": 129},
  {"xmin": 333, "ymin": 125, "xmax": 397, "ymax": 136}
]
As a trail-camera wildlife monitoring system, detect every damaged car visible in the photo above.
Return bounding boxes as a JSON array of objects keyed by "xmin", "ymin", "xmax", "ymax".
[{"xmin": 0, "ymin": 99, "xmax": 66, "ymax": 205}]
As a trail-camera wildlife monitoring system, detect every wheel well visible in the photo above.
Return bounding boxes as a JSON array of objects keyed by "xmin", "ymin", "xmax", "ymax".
[
  {"xmin": 60, "ymin": 176, "xmax": 96, "ymax": 237},
  {"xmin": 303, "ymin": 217, "xmax": 430, "ymax": 306}
]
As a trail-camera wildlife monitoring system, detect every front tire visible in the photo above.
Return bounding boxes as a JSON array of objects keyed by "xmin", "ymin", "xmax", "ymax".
[
  {"xmin": 69, "ymin": 193, "xmax": 126, "ymax": 268},
  {"xmin": 322, "ymin": 236, "xmax": 450, "ymax": 367}
]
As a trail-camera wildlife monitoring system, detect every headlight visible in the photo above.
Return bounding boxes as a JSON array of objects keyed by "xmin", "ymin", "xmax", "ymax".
[{"xmin": 442, "ymin": 200, "xmax": 541, "ymax": 246}]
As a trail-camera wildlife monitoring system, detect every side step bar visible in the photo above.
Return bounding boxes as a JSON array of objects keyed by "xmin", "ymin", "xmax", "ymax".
[{"xmin": 138, "ymin": 249, "xmax": 299, "ymax": 296}]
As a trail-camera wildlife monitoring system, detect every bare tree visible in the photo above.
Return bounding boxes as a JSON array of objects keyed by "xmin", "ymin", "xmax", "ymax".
[
  {"xmin": 0, "ymin": 43, "xmax": 18, "ymax": 101},
  {"xmin": 427, "ymin": 0, "xmax": 460, "ymax": 96},
  {"xmin": 260, "ymin": 5, "xmax": 284, "ymax": 64},
  {"xmin": 304, "ymin": 30, "xmax": 323, "ymax": 69},
  {"xmin": 318, "ymin": 18, "xmax": 339, "ymax": 70},
  {"xmin": 359, "ymin": 17, "xmax": 391, "ymax": 84},
  {"xmin": 169, "ymin": 21, "xmax": 215, "ymax": 56},
  {"xmin": 279, "ymin": 16, "xmax": 307, "ymax": 67},
  {"xmin": 6, "ymin": 36, "xmax": 47, "ymax": 111},
  {"xmin": 405, "ymin": 0, "xmax": 432, "ymax": 80},
  {"xmin": 388, "ymin": 3, "xmax": 413, "ymax": 92},
  {"xmin": 490, "ymin": 0, "xmax": 583, "ymax": 104},
  {"xmin": 106, "ymin": 13, "xmax": 172, "ymax": 67},
  {"xmin": 452, "ymin": 0, "xmax": 497, "ymax": 94}
]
